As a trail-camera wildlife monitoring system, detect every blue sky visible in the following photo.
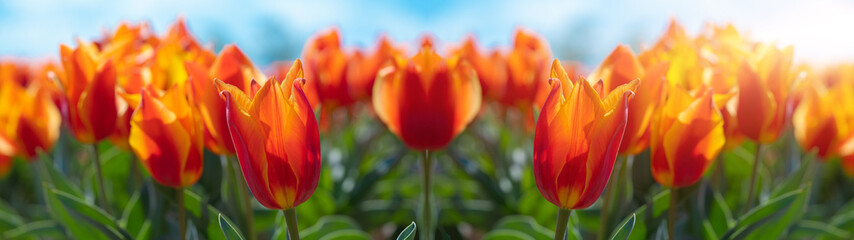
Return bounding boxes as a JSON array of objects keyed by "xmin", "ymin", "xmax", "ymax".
[{"xmin": 1, "ymin": 0, "xmax": 852, "ymax": 66}]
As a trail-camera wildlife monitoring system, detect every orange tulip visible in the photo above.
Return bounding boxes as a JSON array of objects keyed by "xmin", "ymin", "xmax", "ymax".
[
  {"xmin": 302, "ymin": 28, "xmax": 356, "ymax": 129},
  {"xmin": 650, "ymin": 87, "xmax": 725, "ymax": 188},
  {"xmin": 587, "ymin": 45, "xmax": 669, "ymax": 155},
  {"xmin": 372, "ymin": 40, "xmax": 482, "ymax": 150},
  {"xmin": 501, "ymin": 29, "xmax": 552, "ymax": 129},
  {"xmin": 0, "ymin": 138, "xmax": 12, "ymax": 177},
  {"xmin": 128, "ymin": 86, "xmax": 203, "ymax": 188},
  {"xmin": 736, "ymin": 45, "xmax": 794, "ymax": 143},
  {"xmin": 217, "ymin": 61, "xmax": 320, "ymax": 210},
  {"xmin": 348, "ymin": 35, "xmax": 403, "ymax": 101},
  {"xmin": 533, "ymin": 63, "xmax": 634, "ymax": 209},
  {"xmin": 59, "ymin": 45, "xmax": 119, "ymax": 143},
  {"xmin": 0, "ymin": 75, "xmax": 61, "ymax": 159},
  {"xmin": 454, "ymin": 35, "xmax": 507, "ymax": 101},
  {"xmin": 186, "ymin": 61, "xmax": 234, "ymax": 155},
  {"xmin": 210, "ymin": 44, "xmax": 266, "ymax": 96}
]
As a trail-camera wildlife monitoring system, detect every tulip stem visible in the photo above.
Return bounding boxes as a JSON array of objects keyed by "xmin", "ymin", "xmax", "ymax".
[
  {"xmin": 91, "ymin": 144, "xmax": 110, "ymax": 214},
  {"xmin": 599, "ymin": 155, "xmax": 626, "ymax": 239},
  {"xmin": 555, "ymin": 208, "xmax": 571, "ymax": 240},
  {"xmin": 419, "ymin": 150, "xmax": 434, "ymax": 240},
  {"xmin": 227, "ymin": 155, "xmax": 256, "ymax": 240},
  {"xmin": 283, "ymin": 208, "xmax": 299, "ymax": 240},
  {"xmin": 744, "ymin": 144, "xmax": 763, "ymax": 214},
  {"xmin": 177, "ymin": 187, "xmax": 186, "ymax": 240},
  {"xmin": 668, "ymin": 187, "xmax": 678, "ymax": 240}
]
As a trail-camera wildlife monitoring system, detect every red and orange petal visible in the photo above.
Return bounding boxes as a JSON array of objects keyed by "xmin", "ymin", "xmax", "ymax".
[
  {"xmin": 210, "ymin": 44, "xmax": 266, "ymax": 95},
  {"xmin": 372, "ymin": 46, "xmax": 482, "ymax": 150},
  {"xmin": 219, "ymin": 73, "xmax": 321, "ymax": 210},
  {"xmin": 129, "ymin": 88, "xmax": 203, "ymax": 188},
  {"xmin": 533, "ymin": 76, "xmax": 632, "ymax": 210},
  {"xmin": 651, "ymin": 88, "xmax": 725, "ymax": 188},
  {"xmin": 186, "ymin": 61, "xmax": 234, "ymax": 155}
]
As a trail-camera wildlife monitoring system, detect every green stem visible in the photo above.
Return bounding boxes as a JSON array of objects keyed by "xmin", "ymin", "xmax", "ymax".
[
  {"xmin": 555, "ymin": 208, "xmax": 571, "ymax": 240},
  {"xmin": 177, "ymin": 187, "xmax": 186, "ymax": 240},
  {"xmin": 227, "ymin": 155, "xmax": 256, "ymax": 240},
  {"xmin": 283, "ymin": 208, "xmax": 300, "ymax": 240},
  {"xmin": 130, "ymin": 154, "xmax": 142, "ymax": 190},
  {"xmin": 91, "ymin": 144, "xmax": 110, "ymax": 214},
  {"xmin": 668, "ymin": 187, "xmax": 678, "ymax": 240},
  {"xmin": 744, "ymin": 144, "xmax": 763, "ymax": 214},
  {"xmin": 419, "ymin": 151, "xmax": 434, "ymax": 240},
  {"xmin": 599, "ymin": 155, "xmax": 625, "ymax": 239}
]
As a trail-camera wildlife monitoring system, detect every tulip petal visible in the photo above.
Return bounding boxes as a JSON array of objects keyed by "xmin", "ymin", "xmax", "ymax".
[{"xmin": 574, "ymin": 90, "xmax": 631, "ymax": 208}]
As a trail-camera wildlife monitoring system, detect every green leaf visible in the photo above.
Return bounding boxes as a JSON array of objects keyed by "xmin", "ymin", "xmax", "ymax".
[
  {"xmin": 720, "ymin": 188, "xmax": 803, "ymax": 239},
  {"xmin": 789, "ymin": 220, "xmax": 851, "ymax": 239},
  {"xmin": 295, "ymin": 215, "xmax": 364, "ymax": 240},
  {"xmin": 0, "ymin": 199, "xmax": 23, "ymax": 230},
  {"xmin": 119, "ymin": 191, "xmax": 145, "ymax": 237},
  {"xmin": 483, "ymin": 229, "xmax": 536, "ymax": 240},
  {"xmin": 218, "ymin": 213, "xmax": 246, "ymax": 240},
  {"xmin": 702, "ymin": 220, "xmax": 719, "ymax": 240},
  {"xmin": 707, "ymin": 191, "xmax": 734, "ymax": 237},
  {"xmin": 626, "ymin": 189, "xmax": 671, "ymax": 240},
  {"xmin": 183, "ymin": 189, "xmax": 228, "ymax": 240},
  {"xmin": 318, "ymin": 229, "xmax": 372, "ymax": 240},
  {"xmin": 610, "ymin": 214, "xmax": 636, "ymax": 240},
  {"xmin": 490, "ymin": 215, "xmax": 551, "ymax": 240},
  {"xmin": 741, "ymin": 184, "xmax": 810, "ymax": 240},
  {"xmin": 1, "ymin": 220, "xmax": 62, "ymax": 239},
  {"xmin": 45, "ymin": 186, "xmax": 130, "ymax": 240},
  {"xmin": 397, "ymin": 222, "xmax": 417, "ymax": 240}
]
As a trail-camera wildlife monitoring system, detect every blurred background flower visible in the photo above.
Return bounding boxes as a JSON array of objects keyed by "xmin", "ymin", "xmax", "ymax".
[{"xmin": 2, "ymin": 0, "xmax": 854, "ymax": 67}]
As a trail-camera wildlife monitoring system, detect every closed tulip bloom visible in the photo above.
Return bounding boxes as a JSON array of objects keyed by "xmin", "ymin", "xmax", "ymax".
[
  {"xmin": 502, "ymin": 29, "xmax": 552, "ymax": 129},
  {"xmin": 372, "ymin": 41, "xmax": 482, "ymax": 150},
  {"xmin": 302, "ymin": 28, "xmax": 355, "ymax": 129},
  {"xmin": 793, "ymin": 84, "xmax": 840, "ymax": 158},
  {"xmin": 587, "ymin": 45, "xmax": 669, "ymax": 155},
  {"xmin": 217, "ymin": 61, "xmax": 320, "ymax": 210},
  {"xmin": 128, "ymin": 87, "xmax": 204, "ymax": 188},
  {"xmin": 533, "ymin": 70, "xmax": 633, "ymax": 209},
  {"xmin": 348, "ymin": 35, "xmax": 402, "ymax": 101},
  {"xmin": 650, "ymin": 87, "xmax": 725, "ymax": 188},
  {"xmin": 210, "ymin": 44, "xmax": 266, "ymax": 96},
  {"xmin": 0, "ymin": 78, "xmax": 61, "ymax": 159},
  {"xmin": 186, "ymin": 61, "xmax": 235, "ymax": 155},
  {"xmin": 59, "ymin": 46, "xmax": 119, "ymax": 143},
  {"xmin": 736, "ymin": 45, "xmax": 794, "ymax": 143},
  {"xmin": 454, "ymin": 35, "xmax": 507, "ymax": 101}
]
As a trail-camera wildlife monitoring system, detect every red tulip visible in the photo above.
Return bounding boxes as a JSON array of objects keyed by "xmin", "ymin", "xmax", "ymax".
[
  {"xmin": 533, "ymin": 67, "xmax": 633, "ymax": 209},
  {"xmin": 650, "ymin": 87, "xmax": 725, "ymax": 188},
  {"xmin": 372, "ymin": 40, "xmax": 482, "ymax": 150},
  {"xmin": 128, "ymin": 86, "xmax": 204, "ymax": 188},
  {"xmin": 218, "ymin": 60, "xmax": 320, "ymax": 210}
]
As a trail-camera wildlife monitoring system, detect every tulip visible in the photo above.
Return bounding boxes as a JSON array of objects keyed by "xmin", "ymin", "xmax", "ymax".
[
  {"xmin": 373, "ymin": 41, "xmax": 482, "ymax": 150},
  {"xmin": 649, "ymin": 86, "xmax": 724, "ymax": 239},
  {"xmin": 501, "ymin": 29, "xmax": 552, "ymax": 130},
  {"xmin": 372, "ymin": 40, "xmax": 481, "ymax": 239},
  {"xmin": 348, "ymin": 35, "xmax": 402, "ymax": 101},
  {"xmin": 218, "ymin": 60, "xmax": 320, "ymax": 240},
  {"xmin": 301, "ymin": 28, "xmax": 356, "ymax": 129},
  {"xmin": 793, "ymin": 83, "xmax": 842, "ymax": 159},
  {"xmin": 0, "ymin": 77, "xmax": 62, "ymax": 160},
  {"xmin": 534, "ymin": 59, "xmax": 633, "ymax": 239},
  {"xmin": 736, "ymin": 44, "xmax": 794, "ymax": 210},
  {"xmin": 650, "ymin": 87, "xmax": 725, "ymax": 188},
  {"xmin": 59, "ymin": 46, "xmax": 119, "ymax": 144},
  {"xmin": 128, "ymin": 87, "xmax": 204, "ymax": 188},
  {"xmin": 454, "ymin": 35, "xmax": 507, "ymax": 101}
]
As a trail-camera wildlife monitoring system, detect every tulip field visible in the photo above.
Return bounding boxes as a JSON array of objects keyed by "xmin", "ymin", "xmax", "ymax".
[{"xmin": 2, "ymin": 16, "xmax": 854, "ymax": 240}]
